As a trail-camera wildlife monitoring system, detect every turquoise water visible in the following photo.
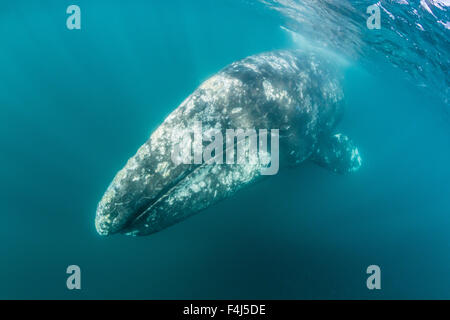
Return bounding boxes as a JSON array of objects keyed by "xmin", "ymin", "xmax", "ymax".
[{"xmin": 0, "ymin": 0, "xmax": 449, "ymax": 299}]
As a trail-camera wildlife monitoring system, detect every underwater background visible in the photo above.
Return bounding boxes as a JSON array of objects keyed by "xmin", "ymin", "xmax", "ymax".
[{"xmin": 0, "ymin": 0, "xmax": 449, "ymax": 299}]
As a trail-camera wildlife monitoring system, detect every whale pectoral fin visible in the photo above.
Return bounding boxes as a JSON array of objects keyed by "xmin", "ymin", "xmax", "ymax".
[{"xmin": 311, "ymin": 133, "xmax": 362, "ymax": 174}]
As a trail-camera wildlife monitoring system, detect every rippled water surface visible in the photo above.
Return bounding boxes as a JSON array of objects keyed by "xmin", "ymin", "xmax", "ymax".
[{"xmin": 261, "ymin": 0, "xmax": 449, "ymax": 107}]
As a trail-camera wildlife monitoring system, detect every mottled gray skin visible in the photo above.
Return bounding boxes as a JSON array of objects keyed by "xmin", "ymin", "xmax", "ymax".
[{"xmin": 95, "ymin": 50, "xmax": 362, "ymax": 237}]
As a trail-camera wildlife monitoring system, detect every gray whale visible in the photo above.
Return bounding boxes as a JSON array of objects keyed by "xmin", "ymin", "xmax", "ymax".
[{"xmin": 95, "ymin": 50, "xmax": 362, "ymax": 236}]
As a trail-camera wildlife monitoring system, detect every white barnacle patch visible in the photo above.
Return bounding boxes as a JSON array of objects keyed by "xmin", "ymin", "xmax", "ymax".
[
  {"xmin": 126, "ymin": 157, "xmax": 139, "ymax": 171},
  {"xmin": 156, "ymin": 161, "xmax": 170, "ymax": 177},
  {"xmin": 242, "ymin": 62, "xmax": 260, "ymax": 73},
  {"xmin": 262, "ymin": 80, "xmax": 290, "ymax": 105},
  {"xmin": 184, "ymin": 97, "xmax": 197, "ymax": 114},
  {"xmin": 98, "ymin": 187, "xmax": 116, "ymax": 208},
  {"xmin": 200, "ymin": 75, "xmax": 243, "ymax": 104},
  {"xmin": 143, "ymin": 173, "xmax": 151, "ymax": 185},
  {"xmin": 112, "ymin": 167, "xmax": 129, "ymax": 186},
  {"xmin": 262, "ymin": 80, "xmax": 274, "ymax": 99},
  {"xmin": 150, "ymin": 126, "xmax": 167, "ymax": 152},
  {"xmin": 190, "ymin": 183, "xmax": 201, "ymax": 193},
  {"xmin": 151, "ymin": 126, "xmax": 165, "ymax": 142},
  {"xmin": 136, "ymin": 143, "xmax": 151, "ymax": 161},
  {"xmin": 231, "ymin": 107, "xmax": 242, "ymax": 114},
  {"xmin": 201, "ymin": 77, "xmax": 223, "ymax": 99}
]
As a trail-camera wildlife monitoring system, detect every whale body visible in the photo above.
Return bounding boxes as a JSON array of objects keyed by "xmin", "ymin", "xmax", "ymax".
[{"xmin": 95, "ymin": 50, "xmax": 362, "ymax": 236}]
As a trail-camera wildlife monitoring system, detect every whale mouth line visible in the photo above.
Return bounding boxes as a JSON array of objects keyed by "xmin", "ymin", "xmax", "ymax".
[{"xmin": 117, "ymin": 164, "xmax": 205, "ymax": 234}]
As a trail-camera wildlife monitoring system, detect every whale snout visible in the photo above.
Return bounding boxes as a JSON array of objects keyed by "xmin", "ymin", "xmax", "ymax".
[
  {"xmin": 95, "ymin": 180, "xmax": 170, "ymax": 236},
  {"xmin": 94, "ymin": 154, "xmax": 184, "ymax": 236},
  {"xmin": 95, "ymin": 141, "xmax": 203, "ymax": 236},
  {"xmin": 95, "ymin": 193, "xmax": 128, "ymax": 236},
  {"xmin": 95, "ymin": 181, "xmax": 141, "ymax": 236},
  {"xmin": 95, "ymin": 174, "xmax": 172, "ymax": 236}
]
